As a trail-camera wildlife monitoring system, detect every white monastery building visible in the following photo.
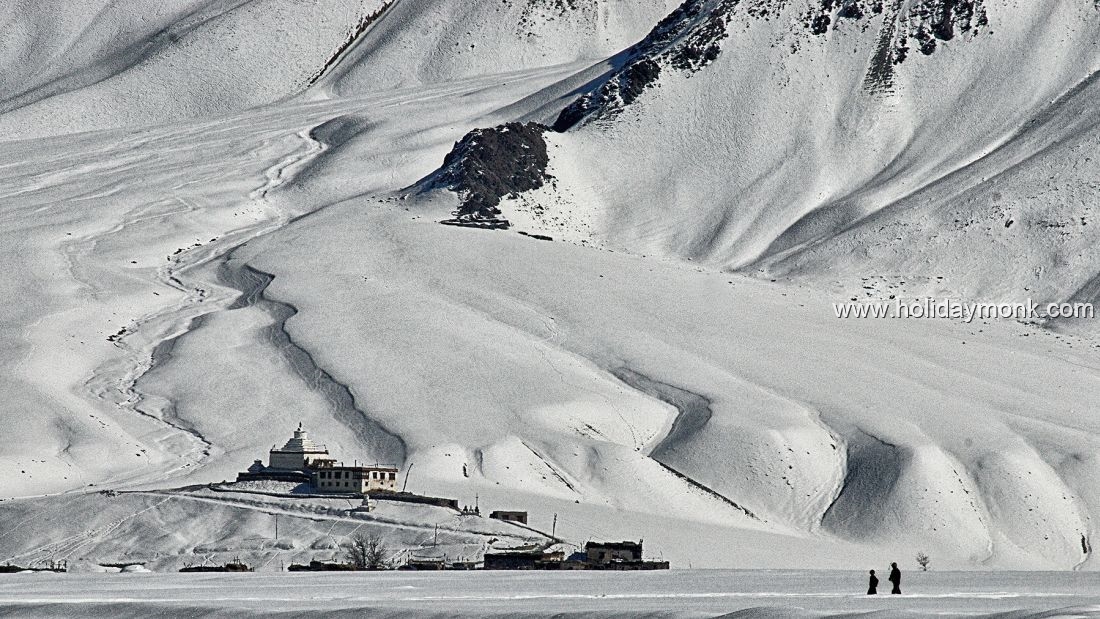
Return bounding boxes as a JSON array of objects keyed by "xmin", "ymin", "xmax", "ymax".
[{"xmin": 246, "ymin": 423, "xmax": 399, "ymax": 494}]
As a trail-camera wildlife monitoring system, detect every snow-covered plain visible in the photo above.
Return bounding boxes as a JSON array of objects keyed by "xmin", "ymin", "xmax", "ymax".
[
  {"xmin": 2, "ymin": 0, "xmax": 1100, "ymax": 606},
  {"xmin": 4, "ymin": 571, "xmax": 1100, "ymax": 617}
]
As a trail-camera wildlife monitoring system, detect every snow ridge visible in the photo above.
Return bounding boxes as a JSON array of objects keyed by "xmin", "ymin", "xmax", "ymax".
[
  {"xmin": 612, "ymin": 368, "xmax": 761, "ymax": 521},
  {"xmin": 219, "ymin": 263, "xmax": 407, "ymax": 467},
  {"xmin": 553, "ymin": 0, "xmax": 994, "ymax": 130},
  {"xmin": 303, "ymin": 2, "xmax": 395, "ymax": 90}
]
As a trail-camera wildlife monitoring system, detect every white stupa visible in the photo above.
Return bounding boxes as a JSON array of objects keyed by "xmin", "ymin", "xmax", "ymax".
[{"xmin": 267, "ymin": 423, "xmax": 334, "ymax": 471}]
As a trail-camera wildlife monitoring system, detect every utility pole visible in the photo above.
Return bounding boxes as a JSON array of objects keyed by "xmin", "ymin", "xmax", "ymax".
[
  {"xmin": 552, "ymin": 513, "xmax": 557, "ymax": 539},
  {"xmin": 401, "ymin": 462, "xmax": 414, "ymax": 493},
  {"xmin": 274, "ymin": 514, "xmax": 279, "ymax": 540},
  {"xmin": 434, "ymin": 524, "xmax": 439, "ymax": 546}
]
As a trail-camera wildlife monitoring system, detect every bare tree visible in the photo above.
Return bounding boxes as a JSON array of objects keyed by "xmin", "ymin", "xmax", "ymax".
[
  {"xmin": 915, "ymin": 551, "xmax": 931, "ymax": 571},
  {"xmin": 347, "ymin": 533, "xmax": 389, "ymax": 570}
]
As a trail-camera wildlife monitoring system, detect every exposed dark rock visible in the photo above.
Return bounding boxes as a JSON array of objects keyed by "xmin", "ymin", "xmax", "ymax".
[
  {"xmin": 503, "ymin": 0, "xmax": 587, "ymax": 26},
  {"xmin": 528, "ymin": 0, "xmax": 582, "ymax": 11},
  {"xmin": 518, "ymin": 231, "xmax": 554, "ymax": 241},
  {"xmin": 305, "ymin": 3, "xmax": 393, "ymax": 87},
  {"xmin": 554, "ymin": 57, "xmax": 662, "ymax": 131},
  {"xmin": 433, "ymin": 122, "xmax": 551, "ymax": 227},
  {"xmin": 431, "ymin": 0, "xmax": 1050, "ymax": 223},
  {"xmin": 861, "ymin": 0, "xmax": 902, "ymax": 94},
  {"xmin": 620, "ymin": 59, "xmax": 662, "ymax": 105},
  {"xmin": 554, "ymin": 0, "xmax": 738, "ymax": 131},
  {"xmin": 554, "ymin": 0, "xmax": 996, "ymax": 130},
  {"xmin": 439, "ymin": 219, "xmax": 511, "ymax": 230},
  {"xmin": 802, "ymin": 0, "xmax": 989, "ymax": 63}
]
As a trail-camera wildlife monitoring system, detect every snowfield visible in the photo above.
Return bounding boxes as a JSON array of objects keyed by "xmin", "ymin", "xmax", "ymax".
[
  {"xmin": 2, "ymin": 1, "xmax": 1100, "ymax": 613},
  {"xmin": 5, "ymin": 570, "xmax": 1100, "ymax": 617}
]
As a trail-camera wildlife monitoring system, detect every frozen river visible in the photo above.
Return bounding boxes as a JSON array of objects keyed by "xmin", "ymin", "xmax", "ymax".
[{"xmin": 1, "ymin": 570, "xmax": 1100, "ymax": 617}]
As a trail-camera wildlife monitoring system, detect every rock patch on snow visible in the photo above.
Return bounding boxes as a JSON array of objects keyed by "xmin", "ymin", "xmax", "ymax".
[{"xmin": 431, "ymin": 122, "xmax": 552, "ymax": 226}]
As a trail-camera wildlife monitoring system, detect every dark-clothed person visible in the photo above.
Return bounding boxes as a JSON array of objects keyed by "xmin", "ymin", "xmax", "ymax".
[
  {"xmin": 889, "ymin": 562, "xmax": 901, "ymax": 594},
  {"xmin": 867, "ymin": 569, "xmax": 878, "ymax": 595}
]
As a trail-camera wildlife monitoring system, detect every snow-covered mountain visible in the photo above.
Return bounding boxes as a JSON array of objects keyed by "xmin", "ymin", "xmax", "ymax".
[
  {"xmin": 435, "ymin": 0, "xmax": 1100, "ymax": 307},
  {"xmin": 1, "ymin": 0, "xmax": 1100, "ymax": 571}
]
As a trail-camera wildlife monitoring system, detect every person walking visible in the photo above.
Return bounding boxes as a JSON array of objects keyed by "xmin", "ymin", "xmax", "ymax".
[
  {"xmin": 888, "ymin": 562, "xmax": 901, "ymax": 594},
  {"xmin": 867, "ymin": 569, "xmax": 878, "ymax": 595}
]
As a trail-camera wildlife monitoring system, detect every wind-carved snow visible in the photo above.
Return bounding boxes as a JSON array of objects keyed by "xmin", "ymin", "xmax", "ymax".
[
  {"xmin": 78, "ymin": 128, "xmax": 327, "ymax": 486},
  {"xmin": 612, "ymin": 368, "xmax": 761, "ymax": 521},
  {"xmin": 0, "ymin": 0, "xmax": 392, "ymax": 139},
  {"xmin": 213, "ymin": 263, "xmax": 407, "ymax": 466}
]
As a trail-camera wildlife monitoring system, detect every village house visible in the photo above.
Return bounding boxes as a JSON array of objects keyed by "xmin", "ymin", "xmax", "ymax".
[
  {"xmin": 403, "ymin": 556, "xmax": 446, "ymax": 570},
  {"xmin": 585, "ymin": 541, "xmax": 642, "ymax": 565},
  {"xmin": 489, "ymin": 510, "xmax": 527, "ymax": 524},
  {"xmin": 477, "ymin": 540, "xmax": 669, "ymax": 570},
  {"xmin": 583, "ymin": 540, "xmax": 669, "ymax": 570},
  {"xmin": 483, "ymin": 549, "xmax": 565, "ymax": 570}
]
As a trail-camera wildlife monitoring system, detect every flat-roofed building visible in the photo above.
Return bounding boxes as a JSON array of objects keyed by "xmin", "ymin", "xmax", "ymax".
[
  {"xmin": 312, "ymin": 463, "xmax": 399, "ymax": 493},
  {"xmin": 489, "ymin": 510, "xmax": 528, "ymax": 524},
  {"xmin": 585, "ymin": 540, "xmax": 642, "ymax": 565}
]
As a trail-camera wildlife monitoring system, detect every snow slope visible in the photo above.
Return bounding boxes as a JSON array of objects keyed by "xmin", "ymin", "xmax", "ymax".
[
  {"xmin": 0, "ymin": 483, "xmax": 544, "ymax": 572},
  {"xmin": 0, "ymin": 0, "xmax": 389, "ymax": 139},
  {"xmin": 1, "ymin": 0, "xmax": 1100, "ymax": 574},
  {"xmin": 234, "ymin": 193, "xmax": 1100, "ymax": 569},
  {"xmin": 318, "ymin": 0, "xmax": 684, "ymax": 94},
  {"xmin": 496, "ymin": 0, "xmax": 1100, "ymax": 307}
]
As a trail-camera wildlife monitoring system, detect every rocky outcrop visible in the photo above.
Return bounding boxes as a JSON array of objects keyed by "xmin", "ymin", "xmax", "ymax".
[
  {"xmin": 554, "ymin": 0, "xmax": 993, "ymax": 130},
  {"xmin": 554, "ymin": 0, "xmax": 738, "ymax": 131},
  {"xmin": 435, "ymin": 0, "xmax": 1005, "ymax": 223},
  {"xmin": 432, "ymin": 122, "xmax": 551, "ymax": 226}
]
